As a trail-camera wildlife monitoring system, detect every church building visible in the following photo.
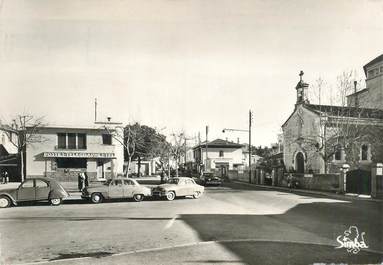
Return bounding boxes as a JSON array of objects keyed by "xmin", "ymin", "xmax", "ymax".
[{"xmin": 282, "ymin": 57, "xmax": 383, "ymax": 174}]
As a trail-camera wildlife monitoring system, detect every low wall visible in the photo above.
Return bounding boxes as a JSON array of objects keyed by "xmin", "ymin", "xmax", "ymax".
[
  {"xmin": 290, "ymin": 173, "xmax": 340, "ymax": 192},
  {"xmin": 228, "ymin": 170, "xmax": 255, "ymax": 183}
]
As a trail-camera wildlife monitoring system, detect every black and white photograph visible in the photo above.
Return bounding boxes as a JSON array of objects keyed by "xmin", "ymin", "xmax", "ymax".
[{"xmin": 0, "ymin": 0, "xmax": 382, "ymax": 264}]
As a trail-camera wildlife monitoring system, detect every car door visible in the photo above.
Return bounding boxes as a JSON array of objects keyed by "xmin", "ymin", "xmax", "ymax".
[
  {"xmin": 185, "ymin": 179, "xmax": 195, "ymax": 195},
  {"xmin": 17, "ymin": 180, "xmax": 36, "ymax": 201},
  {"xmin": 35, "ymin": 179, "xmax": 50, "ymax": 200},
  {"xmin": 123, "ymin": 179, "xmax": 135, "ymax": 198},
  {"xmin": 176, "ymin": 179, "xmax": 188, "ymax": 196},
  {"xmin": 108, "ymin": 179, "xmax": 124, "ymax": 198}
]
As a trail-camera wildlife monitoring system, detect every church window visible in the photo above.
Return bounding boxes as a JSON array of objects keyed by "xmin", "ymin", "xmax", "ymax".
[
  {"xmin": 360, "ymin": 144, "xmax": 370, "ymax": 161},
  {"xmin": 334, "ymin": 145, "xmax": 343, "ymax": 161}
]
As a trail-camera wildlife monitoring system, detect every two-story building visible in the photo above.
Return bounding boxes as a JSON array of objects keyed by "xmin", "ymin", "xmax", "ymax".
[
  {"xmin": 347, "ymin": 54, "xmax": 383, "ymax": 110},
  {"xmin": 25, "ymin": 121, "xmax": 124, "ymax": 182},
  {"xmin": 193, "ymin": 138, "xmax": 244, "ymax": 176}
]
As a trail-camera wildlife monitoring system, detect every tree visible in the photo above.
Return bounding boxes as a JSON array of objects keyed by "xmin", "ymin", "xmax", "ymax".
[
  {"xmin": 122, "ymin": 123, "xmax": 169, "ymax": 177},
  {"xmin": 0, "ymin": 115, "xmax": 47, "ymax": 181},
  {"xmin": 169, "ymin": 132, "xmax": 186, "ymax": 178},
  {"xmin": 102, "ymin": 124, "xmax": 131, "ymax": 177}
]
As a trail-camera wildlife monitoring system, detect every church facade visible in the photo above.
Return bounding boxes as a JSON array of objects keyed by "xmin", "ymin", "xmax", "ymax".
[{"xmin": 282, "ymin": 57, "xmax": 383, "ymax": 174}]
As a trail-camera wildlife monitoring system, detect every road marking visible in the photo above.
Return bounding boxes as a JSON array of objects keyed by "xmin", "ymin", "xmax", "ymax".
[
  {"xmin": 163, "ymin": 215, "xmax": 178, "ymax": 230},
  {"xmin": 19, "ymin": 238, "xmax": 383, "ymax": 265}
]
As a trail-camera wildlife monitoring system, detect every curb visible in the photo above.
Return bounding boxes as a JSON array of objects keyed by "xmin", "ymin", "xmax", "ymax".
[{"xmin": 232, "ymin": 181, "xmax": 382, "ymax": 202}]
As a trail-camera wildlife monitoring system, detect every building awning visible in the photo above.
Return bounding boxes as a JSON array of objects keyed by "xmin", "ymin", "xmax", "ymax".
[
  {"xmin": 0, "ymin": 155, "xmax": 18, "ymax": 167},
  {"xmin": 43, "ymin": 152, "xmax": 116, "ymax": 159}
]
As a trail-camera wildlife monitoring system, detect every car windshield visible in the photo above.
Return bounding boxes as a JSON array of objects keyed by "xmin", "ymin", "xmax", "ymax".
[
  {"xmin": 104, "ymin": 179, "xmax": 113, "ymax": 185},
  {"xmin": 167, "ymin": 178, "xmax": 179, "ymax": 184}
]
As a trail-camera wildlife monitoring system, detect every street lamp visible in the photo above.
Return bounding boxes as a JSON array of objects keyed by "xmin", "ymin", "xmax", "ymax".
[{"xmin": 222, "ymin": 110, "xmax": 253, "ymax": 183}]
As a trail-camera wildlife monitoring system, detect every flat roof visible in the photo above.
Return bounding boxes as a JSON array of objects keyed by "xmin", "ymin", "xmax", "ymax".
[{"xmin": 26, "ymin": 123, "xmax": 122, "ymax": 130}]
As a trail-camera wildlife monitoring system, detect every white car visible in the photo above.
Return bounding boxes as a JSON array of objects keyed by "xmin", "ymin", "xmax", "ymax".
[{"xmin": 152, "ymin": 177, "xmax": 204, "ymax": 201}]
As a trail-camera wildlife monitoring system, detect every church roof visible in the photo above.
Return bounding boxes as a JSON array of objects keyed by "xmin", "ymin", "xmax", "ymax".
[
  {"xmin": 363, "ymin": 54, "xmax": 383, "ymax": 75},
  {"xmin": 305, "ymin": 104, "xmax": 383, "ymax": 119}
]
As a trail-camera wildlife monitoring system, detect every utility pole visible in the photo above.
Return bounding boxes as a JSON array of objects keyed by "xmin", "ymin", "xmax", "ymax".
[
  {"xmin": 205, "ymin": 125, "xmax": 208, "ymax": 173},
  {"xmin": 222, "ymin": 110, "xmax": 253, "ymax": 184},
  {"xmin": 94, "ymin": 98, "xmax": 98, "ymax": 122},
  {"xmin": 249, "ymin": 110, "xmax": 253, "ymax": 183}
]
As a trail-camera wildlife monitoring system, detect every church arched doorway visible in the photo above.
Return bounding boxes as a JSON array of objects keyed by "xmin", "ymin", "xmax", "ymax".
[{"xmin": 295, "ymin": 152, "xmax": 305, "ymax": 173}]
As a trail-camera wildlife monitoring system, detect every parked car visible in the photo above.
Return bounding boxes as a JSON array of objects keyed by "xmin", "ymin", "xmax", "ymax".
[
  {"xmin": 152, "ymin": 177, "xmax": 204, "ymax": 201},
  {"xmin": 200, "ymin": 173, "xmax": 222, "ymax": 186},
  {"xmin": 0, "ymin": 177, "xmax": 69, "ymax": 208},
  {"xmin": 82, "ymin": 178, "xmax": 151, "ymax": 203}
]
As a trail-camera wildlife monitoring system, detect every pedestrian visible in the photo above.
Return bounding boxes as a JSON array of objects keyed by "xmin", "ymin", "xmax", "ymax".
[
  {"xmin": 287, "ymin": 173, "xmax": 293, "ymax": 191},
  {"xmin": 84, "ymin": 172, "xmax": 89, "ymax": 188},
  {"xmin": 4, "ymin": 171, "xmax": 8, "ymax": 184},
  {"xmin": 160, "ymin": 171, "xmax": 165, "ymax": 184},
  {"xmin": 78, "ymin": 172, "xmax": 85, "ymax": 191}
]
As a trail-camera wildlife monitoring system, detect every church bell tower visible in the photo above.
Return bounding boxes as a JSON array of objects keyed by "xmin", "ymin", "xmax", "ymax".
[{"xmin": 296, "ymin": 70, "xmax": 309, "ymax": 105}]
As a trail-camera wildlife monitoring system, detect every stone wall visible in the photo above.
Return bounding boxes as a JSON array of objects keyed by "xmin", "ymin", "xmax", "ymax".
[{"xmin": 288, "ymin": 173, "xmax": 340, "ymax": 192}]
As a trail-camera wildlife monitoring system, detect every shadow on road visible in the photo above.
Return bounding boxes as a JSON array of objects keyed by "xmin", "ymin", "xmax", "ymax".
[{"xmin": 178, "ymin": 199, "xmax": 383, "ymax": 265}]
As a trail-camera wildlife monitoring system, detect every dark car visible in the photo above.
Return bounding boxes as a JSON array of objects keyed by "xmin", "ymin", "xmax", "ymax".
[
  {"xmin": 201, "ymin": 173, "xmax": 222, "ymax": 186},
  {"xmin": 0, "ymin": 177, "xmax": 69, "ymax": 208}
]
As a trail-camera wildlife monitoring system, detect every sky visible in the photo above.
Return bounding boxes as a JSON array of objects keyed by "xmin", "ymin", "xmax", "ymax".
[{"xmin": 0, "ymin": 0, "xmax": 382, "ymax": 147}]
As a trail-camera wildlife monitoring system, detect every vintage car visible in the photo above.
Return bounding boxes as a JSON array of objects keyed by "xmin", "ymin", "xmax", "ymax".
[
  {"xmin": 152, "ymin": 177, "xmax": 204, "ymax": 201},
  {"xmin": 82, "ymin": 178, "xmax": 152, "ymax": 203},
  {"xmin": 200, "ymin": 172, "xmax": 223, "ymax": 186},
  {"xmin": 0, "ymin": 177, "xmax": 69, "ymax": 208}
]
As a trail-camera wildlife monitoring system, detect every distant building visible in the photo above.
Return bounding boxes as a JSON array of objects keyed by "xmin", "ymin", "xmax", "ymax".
[
  {"xmin": 193, "ymin": 139, "xmax": 243, "ymax": 176},
  {"xmin": 241, "ymin": 144, "xmax": 262, "ymax": 169},
  {"xmin": 126, "ymin": 158, "xmax": 160, "ymax": 176},
  {"xmin": 25, "ymin": 122, "xmax": 124, "ymax": 182},
  {"xmin": 347, "ymin": 54, "xmax": 383, "ymax": 109}
]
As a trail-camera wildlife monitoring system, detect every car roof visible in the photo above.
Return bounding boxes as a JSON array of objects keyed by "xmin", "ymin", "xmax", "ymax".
[
  {"xmin": 26, "ymin": 177, "xmax": 56, "ymax": 182},
  {"xmin": 174, "ymin": 177, "xmax": 193, "ymax": 180},
  {"xmin": 25, "ymin": 177, "xmax": 62, "ymax": 187}
]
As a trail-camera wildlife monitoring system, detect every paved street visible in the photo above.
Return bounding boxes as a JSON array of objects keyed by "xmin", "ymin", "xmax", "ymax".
[{"xmin": 0, "ymin": 182, "xmax": 382, "ymax": 265}]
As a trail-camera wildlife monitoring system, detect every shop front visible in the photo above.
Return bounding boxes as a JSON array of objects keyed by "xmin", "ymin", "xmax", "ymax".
[{"xmin": 42, "ymin": 151, "xmax": 117, "ymax": 182}]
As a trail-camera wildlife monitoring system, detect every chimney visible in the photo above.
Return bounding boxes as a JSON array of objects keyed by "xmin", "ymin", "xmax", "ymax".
[
  {"xmin": 354, "ymin": 81, "xmax": 359, "ymax": 108},
  {"xmin": 237, "ymin": 137, "xmax": 240, "ymax": 144},
  {"xmin": 107, "ymin": 117, "xmax": 111, "ymax": 122}
]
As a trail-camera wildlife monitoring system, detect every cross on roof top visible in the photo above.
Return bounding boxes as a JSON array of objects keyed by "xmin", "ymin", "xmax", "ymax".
[{"xmin": 299, "ymin": 70, "xmax": 304, "ymax": 81}]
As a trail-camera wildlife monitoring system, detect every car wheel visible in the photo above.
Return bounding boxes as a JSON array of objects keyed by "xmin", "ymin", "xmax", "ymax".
[
  {"xmin": 193, "ymin": 191, "xmax": 202, "ymax": 199},
  {"xmin": 166, "ymin": 191, "xmax": 175, "ymax": 201},
  {"xmin": 91, "ymin": 193, "xmax": 103, "ymax": 204},
  {"xmin": 50, "ymin": 198, "xmax": 62, "ymax": 206},
  {"xmin": 133, "ymin": 194, "xmax": 144, "ymax": 202},
  {"xmin": 0, "ymin": 196, "xmax": 11, "ymax": 208}
]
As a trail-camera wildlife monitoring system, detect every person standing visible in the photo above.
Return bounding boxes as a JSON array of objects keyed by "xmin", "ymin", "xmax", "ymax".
[
  {"xmin": 78, "ymin": 172, "xmax": 85, "ymax": 191},
  {"xmin": 84, "ymin": 172, "xmax": 89, "ymax": 188},
  {"xmin": 4, "ymin": 171, "xmax": 8, "ymax": 184}
]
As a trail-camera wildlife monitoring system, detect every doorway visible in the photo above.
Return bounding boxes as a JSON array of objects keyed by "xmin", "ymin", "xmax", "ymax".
[
  {"xmin": 295, "ymin": 152, "xmax": 305, "ymax": 173},
  {"xmin": 97, "ymin": 160, "xmax": 105, "ymax": 179},
  {"xmin": 346, "ymin": 169, "xmax": 371, "ymax": 195}
]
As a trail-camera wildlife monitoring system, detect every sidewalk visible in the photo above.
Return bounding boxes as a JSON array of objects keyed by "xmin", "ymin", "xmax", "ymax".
[{"xmin": 232, "ymin": 180, "xmax": 382, "ymax": 202}]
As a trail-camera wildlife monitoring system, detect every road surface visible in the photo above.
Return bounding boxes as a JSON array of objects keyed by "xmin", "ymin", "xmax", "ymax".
[{"xmin": 0, "ymin": 182, "xmax": 382, "ymax": 264}]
